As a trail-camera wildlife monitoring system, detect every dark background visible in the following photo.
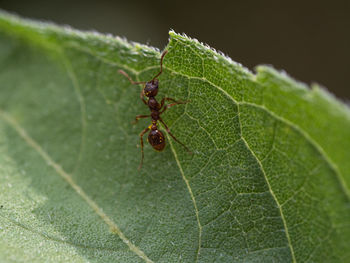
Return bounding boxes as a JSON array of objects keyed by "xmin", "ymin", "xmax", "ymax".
[{"xmin": 1, "ymin": 0, "xmax": 349, "ymax": 100}]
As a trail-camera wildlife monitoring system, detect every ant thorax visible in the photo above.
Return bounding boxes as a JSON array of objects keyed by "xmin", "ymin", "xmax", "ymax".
[{"xmin": 148, "ymin": 97, "xmax": 160, "ymax": 110}]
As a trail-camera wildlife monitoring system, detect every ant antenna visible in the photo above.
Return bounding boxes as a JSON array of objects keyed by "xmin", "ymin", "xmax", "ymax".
[
  {"xmin": 118, "ymin": 70, "xmax": 146, "ymax": 85},
  {"xmin": 151, "ymin": 50, "xmax": 168, "ymax": 81},
  {"xmin": 119, "ymin": 50, "xmax": 168, "ymax": 85}
]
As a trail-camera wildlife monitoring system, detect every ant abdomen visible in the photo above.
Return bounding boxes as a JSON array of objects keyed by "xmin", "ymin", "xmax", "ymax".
[{"xmin": 148, "ymin": 129, "xmax": 165, "ymax": 152}]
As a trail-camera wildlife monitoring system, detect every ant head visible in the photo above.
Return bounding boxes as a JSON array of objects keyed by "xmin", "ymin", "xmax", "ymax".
[{"xmin": 144, "ymin": 79, "xmax": 159, "ymax": 97}]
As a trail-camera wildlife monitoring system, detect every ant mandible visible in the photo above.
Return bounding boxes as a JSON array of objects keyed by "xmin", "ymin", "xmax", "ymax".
[{"xmin": 118, "ymin": 50, "xmax": 191, "ymax": 170}]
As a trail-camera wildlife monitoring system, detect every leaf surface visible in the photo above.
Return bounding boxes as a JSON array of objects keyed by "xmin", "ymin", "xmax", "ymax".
[{"xmin": 0, "ymin": 11, "xmax": 349, "ymax": 263}]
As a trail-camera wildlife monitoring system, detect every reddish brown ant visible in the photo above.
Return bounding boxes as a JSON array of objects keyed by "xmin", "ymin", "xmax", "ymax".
[{"xmin": 119, "ymin": 50, "xmax": 191, "ymax": 170}]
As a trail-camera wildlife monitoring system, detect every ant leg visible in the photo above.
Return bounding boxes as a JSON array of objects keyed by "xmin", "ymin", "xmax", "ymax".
[
  {"xmin": 160, "ymin": 98, "xmax": 190, "ymax": 114},
  {"xmin": 140, "ymin": 89, "xmax": 147, "ymax": 105},
  {"xmin": 160, "ymin": 102, "xmax": 187, "ymax": 114},
  {"xmin": 118, "ymin": 70, "xmax": 147, "ymax": 105},
  {"xmin": 159, "ymin": 117, "xmax": 192, "ymax": 154},
  {"xmin": 160, "ymin": 97, "xmax": 188, "ymax": 108},
  {"xmin": 138, "ymin": 126, "xmax": 150, "ymax": 170},
  {"xmin": 118, "ymin": 70, "xmax": 145, "ymax": 85},
  {"xmin": 133, "ymin": 114, "xmax": 150, "ymax": 124},
  {"xmin": 151, "ymin": 50, "xmax": 168, "ymax": 81}
]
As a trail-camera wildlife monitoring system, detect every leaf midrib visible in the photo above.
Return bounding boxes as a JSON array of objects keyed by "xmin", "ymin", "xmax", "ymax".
[{"xmin": 0, "ymin": 214, "xmax": 124, "ymax": 252}]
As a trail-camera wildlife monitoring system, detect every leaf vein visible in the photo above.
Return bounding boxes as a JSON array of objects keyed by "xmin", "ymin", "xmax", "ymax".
[
  {"xmin": 0, "ymin": 110, "xmax": 154, "ymax": 263},
  {"xmin": 165, "ymin": 132, "xmax": 202, "ymax": 263},
  {"xmin": 0, "ymin": 214, "xmax": 126, "ymax": 253},
  {"xmin": 240, "ymin": 101, "xmax": 350, "ymax": 200},
  {"xmin": 241, "ymin": 136, "xmax": 297, "ymax": 262},
  {"xmin": 60, "ymin": 52, "xmax": 87, "ymax": 174}
]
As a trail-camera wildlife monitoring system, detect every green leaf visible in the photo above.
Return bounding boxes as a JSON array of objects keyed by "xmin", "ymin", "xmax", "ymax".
[{"xmin": 0, "ymin": 10, "xmax": 349, "ymax": 262}]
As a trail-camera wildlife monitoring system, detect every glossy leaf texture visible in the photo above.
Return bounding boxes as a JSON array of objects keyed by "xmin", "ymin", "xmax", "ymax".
[{"xmin": 0, "ymin": 11, "xmax": 349, "ymax": 263}]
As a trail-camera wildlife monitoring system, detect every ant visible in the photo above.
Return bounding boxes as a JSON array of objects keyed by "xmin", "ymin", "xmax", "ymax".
[{"xmin": 119, "ymin": 50, "xmax": 191, "ymax": 170}]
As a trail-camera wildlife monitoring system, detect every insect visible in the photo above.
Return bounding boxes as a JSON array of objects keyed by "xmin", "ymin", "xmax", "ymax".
[{"xmin": 119, "ymin": 50, "xmax": 191, "ymax": 170}]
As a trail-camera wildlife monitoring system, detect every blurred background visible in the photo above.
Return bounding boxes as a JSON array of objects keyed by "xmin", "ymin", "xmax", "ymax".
[{"xmin": 1, "ymin": 0, "xmax": 349, "ymax": 100}]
